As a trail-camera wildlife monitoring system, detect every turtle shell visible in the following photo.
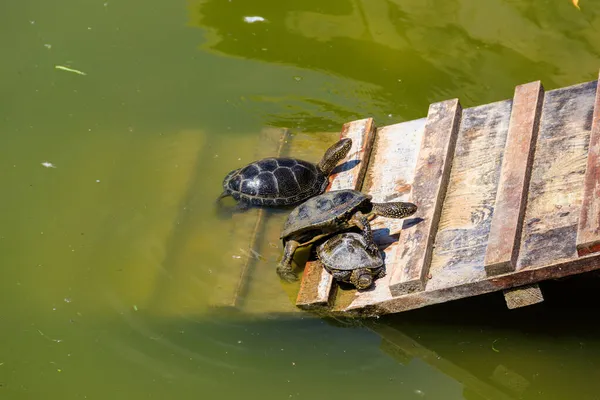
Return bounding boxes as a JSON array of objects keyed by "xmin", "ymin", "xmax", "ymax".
[
  {"xmin": 223, "ymin": 157, "xmax": 328, "ymax": 207},
  {"xmin": 317, "ymin": 232, "xmax": 383, "ymax": 271},
  {"xmin": 281, "ymin": 189, "xmax": 372, "ymax": 240}
]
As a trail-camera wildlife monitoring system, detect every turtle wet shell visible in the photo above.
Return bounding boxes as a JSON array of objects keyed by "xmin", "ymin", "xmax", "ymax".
[
  {"xmin": 225, "ymin": 157, "xmax": 328, "ymax": 206},
  {"xmin": 317, "ymin": 232, "xmax": 383, "ymax": 271},
  {"xmin": 281, "ymin": 189, "xmax": 372, "ymax": 239}
]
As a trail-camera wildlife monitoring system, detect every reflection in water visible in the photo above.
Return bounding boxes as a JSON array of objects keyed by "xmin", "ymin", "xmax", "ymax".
[{"xmin": 2, "ymin": 0, "xmax": 600, "ymax": 398}]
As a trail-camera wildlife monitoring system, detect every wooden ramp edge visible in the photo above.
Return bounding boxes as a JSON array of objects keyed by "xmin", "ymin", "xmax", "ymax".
[
  {"xmin": 295, "ymin": 71, "xmax": 600, "ymax": 316},
  {"xmin": 577, "ymin": 70, "xmax": 600, "ymax": 256},
  {"xmin": 296, "ymin": 118, "xmax": 376, "ymax": 309}
]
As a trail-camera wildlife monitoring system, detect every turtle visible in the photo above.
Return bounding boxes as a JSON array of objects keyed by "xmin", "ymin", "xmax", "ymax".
[
  {"xmin": 316, "ymin": 231, "xmax": 385, "ymax": 290},
  {"xmin": 217, "ymin": 138, "xmax": 352, "ymax": 210},
  {"xmin": 276, "ymin": 189, "xmax": 417, "ymax": 282}
]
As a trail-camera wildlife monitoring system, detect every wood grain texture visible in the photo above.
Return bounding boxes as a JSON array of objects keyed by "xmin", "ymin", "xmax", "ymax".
[
  {"xmin": 334, "ymin": 250, "xmax": 600, "ymax": 316},
  {"xmin": 502, "ymin": 283, "xmax": 544, "ymax": 309},
  {"xmin": 296, "ymin": 118, "xmax": 376, "ymax": 309},
  {"xmin": 389, "ymin": 99, "xmax": 462, "ymax": 296},
  {"xmin": 485, "ymin": 82, "xmax": 545, "ymax": 275},
  {"xmin": 334, "ymin": 118, "xmax": 425, "ymax": 311},
  {"xmin": 577, "ymin": 70, "xmax": 600, "ymax": 256},
  {"xmin": 427, "ymin": 100, "xmax": 513, "ymax": 290},
  {"xmin": 318, "ymin": 78, "xmax": 599, "ymax": 317},
  {"xmin": 517, "ymin": 80, "xmax": 597, "ymax": 270}
]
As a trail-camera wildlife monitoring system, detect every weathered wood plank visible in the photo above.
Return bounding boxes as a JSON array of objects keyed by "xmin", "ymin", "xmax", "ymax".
[
  {"xmin": 389, "ymin": 99, "xmax": 462, "ymax": 296},
  {"xmin": 296, "ymin": 118, "xmax": 376, "ymax": 309},
  {"xmin": 576, "ymin": 71, "xmax": 600, "ymax": 256},
  {"xmin": 333, "ymin": 118, "xmax": 425, "ymax": 311},
  {"xmin": 485, "ymin": 82, "xmax": 545, "ymax": 276},
  {"xmin": 502, "ymin": 283, "xmax": 544, "ymax": 309},
  {"xmin": 425, "ymin": 100, "xmax": 513, "ymax": 290},
  {"xmin": 334, "ymin": 250, "xmax": 600, "ymax": 316},
  {"xmin": 517, "ymin": 80, "xmax": 597, "ymax": 270}
]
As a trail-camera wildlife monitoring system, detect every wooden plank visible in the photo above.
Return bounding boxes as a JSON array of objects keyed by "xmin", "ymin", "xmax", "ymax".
[
  {"xmin": 333, "ymin": 118, "xmax": 425, "ymax": 311},
  {"xmin": 517, "ymin": 80, "xmax": 597, "ymax": 270},
  {"xmin": 296, "ymin": 118, "xmax": 376, "ymax": 309},
  {"xmin": 576, "ymin": 70, "xmax": 600, "ymax": 256},
  {"xmin": 334, "ymin": 250, "xmax": 600, "ymax": 316},
  {"xmin": 485, "ymin": 81, "xmax": 545, "ymax": 275},
  {"xmin": 210, "ymin": 127, "xmax": 290, "ymax": 308},
  {"xmin": 502, "ymin": 283, "xmax": 544, "ymax": 309},
  {"xmin": 389, "ymin": 99, "xmax": 462, "ymax": 296}
]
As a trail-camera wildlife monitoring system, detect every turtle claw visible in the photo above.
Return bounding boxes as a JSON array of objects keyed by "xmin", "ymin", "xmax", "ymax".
[{"xmin": 276, "ymin": 265, "xmax": 299, "ymax": 283}]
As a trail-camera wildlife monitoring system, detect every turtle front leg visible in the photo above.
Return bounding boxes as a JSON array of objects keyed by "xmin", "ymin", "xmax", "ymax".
[
  {"xmin": 350, "ymin": 211, "xmax": 378, "ymax": 254},
  {"xmin": 277, "ymin": 240, "xmax": 300, "ymax": 282}
]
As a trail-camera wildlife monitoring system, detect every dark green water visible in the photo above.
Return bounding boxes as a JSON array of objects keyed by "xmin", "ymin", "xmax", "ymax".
[{"xmin": 2, "ymin": 0, "xmax": 600, "ymax": 399}]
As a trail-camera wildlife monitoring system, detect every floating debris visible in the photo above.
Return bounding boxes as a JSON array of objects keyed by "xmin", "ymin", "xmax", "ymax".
[
  {"xmin": 55, "ymin": 65, "xmax": 87, "ymax": 76},
  {"xmin": 243, "ymin": 16, "xmax": 266, "ymax": 23},
  {"xmin": 41, "ymin": 162, "xmax": 56, "ymax": 168},
  {"xmin": 572, "ymin": 0, "xmax": 580, "ymax": 9}
]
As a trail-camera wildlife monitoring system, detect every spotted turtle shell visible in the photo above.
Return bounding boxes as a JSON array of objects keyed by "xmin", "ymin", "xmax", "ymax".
[
  {"xmin": 223, "ymin": 157, "xmax": 328, "ymax": 207},
  {"xmin": 280, "ymin": 189, "xmax": 372, "ymax": 240},
  {"xmin": 317, "ymin": 232, "xmax": 383, "ymax": 271}
]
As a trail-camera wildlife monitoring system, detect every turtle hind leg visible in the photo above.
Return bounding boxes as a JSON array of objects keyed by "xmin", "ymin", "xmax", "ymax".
[
  {"xmin": 349, "ymin": 211, "xmax": 378, "ymax": 254},
  {"xmin": 277, "ymin": 240, "xmax": 300, "ymax": 282},
  {"xmin": 350, "ymin": 268, "xmax": 374, "ymax": 290}
]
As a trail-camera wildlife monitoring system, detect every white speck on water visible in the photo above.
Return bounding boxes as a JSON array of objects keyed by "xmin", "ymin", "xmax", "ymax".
[
  {"xmin": 414, "ymin": 389, "xmax": 425, "ymax": 397},
  {"xmin": 237, "ymin": 340, "xmax": 242, "ymax": 344},
  {"xmin": 388, "ymin": 114, "xmax": 393, "ymax": 118},
  {"xmin": 96, "ymin": 180, "xmax": 100, "ymax": 183},
  {"xmin": 30, "ymin": 20, "xmax": 35, "ymax": 24},
  {"xmin": 232, "ymin": 255, "xmax": 241, "ymax": 259},
  {"xmin": 44, "ymin": 44, "xmax": 52, "ymax": 49},
  {"xmin": 237, "ymin": 158, "xmax": 241, "ymax": 161},
  {"xmin": 243, "ymin": 16, "xmax": 266, "ymax": 23},
  {"xmin": 64, "ymin": 297, "xmax": 71, "ymax": 303},
  {"xmin": 41, "ymin": 162, "xmax": 56, "ymax": 168},
  {"xmin": 293, "ymin": 76, "xmax": 302, "ymax": 82}
]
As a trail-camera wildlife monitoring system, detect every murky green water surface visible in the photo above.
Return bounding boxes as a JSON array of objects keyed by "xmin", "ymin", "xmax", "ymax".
[{"xmin": 2, "ymin": 0, "xmax": 600, "ymax": 399}]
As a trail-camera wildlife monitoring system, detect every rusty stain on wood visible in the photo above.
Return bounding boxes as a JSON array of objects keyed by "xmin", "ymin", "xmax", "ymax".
[
  {"xmin": 296, "ymin": 118, "xmax": 376, "ymax": 309},
  {"xmin": 502, "ymin": 283, "xmax": 544, "ymax": 309},
  {"xmin": 576, "ymin": 70, "xmax": 600, "ymax": 256},
  {"xmin": 389, "ymin": 99, "xmax": 462, "ymax": 296},
  {"xmin": 485, "ymin": 81, "xmax": 545, "ymax": 276}
]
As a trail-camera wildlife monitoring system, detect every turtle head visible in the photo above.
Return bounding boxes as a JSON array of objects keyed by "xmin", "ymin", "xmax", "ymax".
[
  {"xmin": 351, "ymin": 269, "xmax": 374, "ymax": 290},
  {"xmin": 372, "ymin": 201, "xmax": 417, "ymax": 219},
  {"xmin": 317, "ymin": 138, "xmax": 352, "ymax": 175}
]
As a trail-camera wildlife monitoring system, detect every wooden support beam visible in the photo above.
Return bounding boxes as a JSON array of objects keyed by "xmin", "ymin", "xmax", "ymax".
[
  {"xmin": 576, "ymin": 71, "xmax": 600, "ymax": 256},
  {"xmin": 296, "ymin": 118, "xmax": 376, "ymax": 309},
  {"xmin": 485, "ymin": 81, "xmax": 545, "ymax": 275},
  {"xmin": 389, "ymin": 99, "xmax": 462, "ymax": 296},
  {"xmin": 502, "ymin": 283, "xmax": 544, "ymax": 309}
]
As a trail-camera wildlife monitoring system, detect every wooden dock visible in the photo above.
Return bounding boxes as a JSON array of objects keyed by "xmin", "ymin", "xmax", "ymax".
[{"xmin": 294, "ymin": 71, "xmax": 600, "ymax": 316}]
